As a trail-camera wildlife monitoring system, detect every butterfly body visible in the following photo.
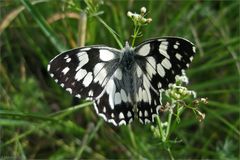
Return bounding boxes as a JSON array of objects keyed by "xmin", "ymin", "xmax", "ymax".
[{"xmin": 48, "ymin": 37, "xmax": 196, "ymax": 126}]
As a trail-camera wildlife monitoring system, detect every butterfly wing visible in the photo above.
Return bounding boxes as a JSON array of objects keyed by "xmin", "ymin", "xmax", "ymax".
[
  {"xmin": 93, "ymin": 68, "xmax": 134, "ymax": 126},
  {"xmin": 134, "ymin": 37, "xmax": 196, "ymax": 123},
  {"xmin": 48, "ymin": 46, "xmax": 134, "ymax": 126}
]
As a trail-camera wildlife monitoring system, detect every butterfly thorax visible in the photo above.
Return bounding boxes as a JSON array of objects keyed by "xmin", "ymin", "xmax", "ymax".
[{"xmin": 120, "ymin": 42, "xmax": 135, "ymax": 72}]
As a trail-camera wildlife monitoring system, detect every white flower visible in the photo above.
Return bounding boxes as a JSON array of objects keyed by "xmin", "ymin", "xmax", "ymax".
[
  {"xmin": 141, "ymin": 7, "xmax": 147, "ymax": 14},
  {"xmin": 127, "ymin": 11, "xmax": 133, "ymax": 17}
]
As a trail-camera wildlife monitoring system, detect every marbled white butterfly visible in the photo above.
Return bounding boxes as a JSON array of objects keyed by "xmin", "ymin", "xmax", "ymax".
[{"xmin": 47, "ymin": 37, "xmax": 196, "ymax": 126}]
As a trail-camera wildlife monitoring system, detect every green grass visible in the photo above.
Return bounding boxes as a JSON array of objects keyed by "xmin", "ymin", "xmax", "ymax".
[{"xmin": 1, "ymin": 0, "xmax": 239, "ymax": 159}]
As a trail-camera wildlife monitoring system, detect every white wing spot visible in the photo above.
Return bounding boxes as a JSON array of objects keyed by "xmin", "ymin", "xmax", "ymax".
[
  {"xmin": 190, "ymin": 56, "xmax": 194, "ymax": 61},
  {"xmin": 120, "ymin": 89, "xmax": 127, "ymax": 102},
  {"xmin": 146, "ymin": 56, "xmax": 156, "ymax": 68},
  {"xmin": 94, "ymin": 67, "xmax": 107, "ymax": 85},
  {"xmin": 146, "ymin": 62, "xmax": 156, "ymax": 78},
  {"xmin": 114, "ymin": 68, "xmax": 122, "ymax": 80},
  {"xmin": 157, "ymin": 64, "xmax": 165, "ymax": 77},
  {"xmin": 156, "ymin": 105, "xmax": 161, "ymax": 114},
  {"xmin": 138, "ymin": 43, "xmax": 150, "ymax": 56},
  {"xmin": 47, "ymin": 64, "xmax": 50, "ymax": 71},
  {"xmin": 88, "ymin": 90, "xmax": 93, "ymax": 96},
  {"xmin": 142, "ymin": 89, "xmax": 148, "ymax": 102},
  {"xmin": 144, "ymin": 110, "xmax": 148, "ymax": 117},
  {"xmin": 127, "ymin": 111, "xmax": 132, "ymax": 118},
  {"xmin": 159, "ymin": 49, "xmax": 170, "ymax": 59},
  {"xmin": 119, "ymin": 120, "xmax": 126, "ymax": 125},
  {"xmin": 111, "ymin": 113, "xmax": 114, "ymax": 118},
  {"xmin": 105, "ymin": 79, "xmax": 116, "ymax": 109},
  {"xmin": 66, "ymin": 58, "xmax": 71, "ymax": 63},
  {"xmin": 75, "ymin": 69, "xmax": 87, "ymax": 81},
  {"xmin": 62, "ymin": 67, "xmax": 70, "ymax": 75},
  {"xmin": 99, "ymin": 49, "xmax": 116, "ymax": 61},
  {"xmin": 60, "ymin": 83, "xmax": 64, "ymax": 87},
  {"xmin": 159, "ymin": 42, "xmax": 168, "ymax": 51},
  {"xmin": 154, "ymin": 100, "xmax": 157, "ymax": 105},
  {"xmin": 193, "ymin": 46, "xmax": 196, "ymax": 53},
  {"xmin": 161, "ymin": 41, "xmax": 169, "ymax": 45},
  {"xmin": 139, "ymin": 111, "xmax": 143, "ymax": 117},
  {"xmin": 66, "ymin": 88, "xmax": 72, "ymax": 94},
  {"xmin": 108, "ymin": 119, "xmax": 117, "ymax": 126},
  {"xmin": 136, "ymin": 65, "xmax": 143, "ymax": 78},
  {"xmin": 93, "ymin": 63, "xmax": 105, "ymax": 76},
  {"xmin": 129, "ymin": 118, "xmax": 133, "ymax": 123},
  {"xmin": 174, "ymin": 44, "xmax": 178, "ymax": 49},
  {"xmin": 83, "ymin": 72, "xmax": 93, "ymax": 87},
  {"xmin": 158, "ymin": 82, "xmax": 162, "ymax": 88},
  {"xmin": 64, "ymin": 55, "xmax": 69, "ymax": 59},
  {"xmin": 119, "ymin": 112, "xmax": 124, "ymax": 119},
  {"xmin": 143, "ymin": 75, "xmax": 151, "ymax": 104},
  {"xmin": 75, "ymin": 94, "xmax": 81, "ymax": 98},
  {"xmin": 81, "ymin": 48, "xmax": 91, "ymax": 51},
  {"xmin": 175, "ymin": 53, "xmax": 182, "ymax": 60},
  {"xmin": 76, "ymin": 52, "xmax": 89, "ymax": 69},
  {"xmin": 114, "ymin": 92, "xmax": 122, "ymax": 105},
  {"xmin": 50, "ymin": 73, "xmax": 54, "ymax": 77},
  {"xmin": 103, "ymin": 107, "xmax": 106, "ymax": 113},
  {"xmin": 98, "ymin": 113, "xmax": 107, "ymax": 121},
  {"xmin": 152, "ymin": 114, "xmax": 158, "ymax": 121},
  {"xmin": 161, "ymin": 58, "xmax": 172, "ymax": 69}
]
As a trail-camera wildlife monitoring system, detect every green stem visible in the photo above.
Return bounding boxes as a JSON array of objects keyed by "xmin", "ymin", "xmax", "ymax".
[
  {"xmin": 165, "ymin": 110, "xmax": 173, "ymax": 140},
  {"xmin": 96, "ymin": 16, "xmax": 123, "ymax": 49},
  {"xmin": 156, "ymin": 116, "xmax": 166, "ymax": 142},
  {"xmin": 131, "ymin": 25, "xmax": 141, "ymax": 47},
  {"xmin": 128, "ymin": 125, "xmax": 137, "ymax": 149},
  {"xmin": 167, "ymin": 147, "xmax": 175, "ymax": 160}
]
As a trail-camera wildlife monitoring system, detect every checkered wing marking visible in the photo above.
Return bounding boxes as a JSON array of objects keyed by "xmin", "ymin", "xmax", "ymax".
[
  {"xmin": 134, "ymin": 37, "xmax": 196, "ymax": 123},
  {"xmin": 94, "ymin": 68, "xmax": 134, "ymax": 126},
  {"xmin": 47, "ymin": 46, "xmax": 134, "ymax": 126},
  {"xmin": 48, "ymin": 46, "xmax": 120, "ymax": 100}
]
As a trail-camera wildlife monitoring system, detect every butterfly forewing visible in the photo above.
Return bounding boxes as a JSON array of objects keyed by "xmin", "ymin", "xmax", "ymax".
[{"xmin": 48, "ymin": 46, "xmax": 120, "ymax": 99}]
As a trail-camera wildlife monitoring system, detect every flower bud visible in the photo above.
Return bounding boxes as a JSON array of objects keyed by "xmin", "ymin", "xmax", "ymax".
[
  {"xmin": 127, "ymin": 11, "xmax": 133, "ymax": 17},
  {"xmin": 141, "ymin": 7, "xmax": 147, "ymax": 14}
]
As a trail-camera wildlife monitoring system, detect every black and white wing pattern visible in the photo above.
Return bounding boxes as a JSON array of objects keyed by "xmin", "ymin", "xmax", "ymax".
[
  {"xmin": 47, "ymin": 46, "xmax": 134, "ymax": 126},
  {"xmin": 134, "ymin": 37, "xmax": 196, "ymax": 124},
  {"xmin": 48, "ymin": 36, "xmax": 196, "ymax": 126}
]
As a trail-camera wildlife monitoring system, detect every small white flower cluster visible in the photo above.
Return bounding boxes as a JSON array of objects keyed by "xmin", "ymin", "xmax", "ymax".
[
  {"xmin": 165, "ymin": 71, "xmax": 197, "ymax": 101},
  {"xmin": 175, "ymin": 70, "xmax": 189, "ymax": 84},
  {"xmin": 127, "ymin": 7, "xmax": 152, "ymax": 25},
  {"xmin": 165, "ymin": 84, "xmax": 196, "ymax": 101}
]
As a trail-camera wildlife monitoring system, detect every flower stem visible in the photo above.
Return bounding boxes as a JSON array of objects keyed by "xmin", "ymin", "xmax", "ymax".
[{"xmin": 131, "ymin": 25, "xmax": 141, "ymax": 47}]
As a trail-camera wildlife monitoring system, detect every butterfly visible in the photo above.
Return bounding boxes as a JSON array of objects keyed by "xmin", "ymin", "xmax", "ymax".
[{"xmin": 47, "ymin": 37, "xmax": 196, "ymax": 126}]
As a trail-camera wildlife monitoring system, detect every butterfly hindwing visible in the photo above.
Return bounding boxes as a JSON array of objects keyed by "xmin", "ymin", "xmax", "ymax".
[{"xmin": 93, "ymin": 72, "xmax": 135, "ymax": 126}]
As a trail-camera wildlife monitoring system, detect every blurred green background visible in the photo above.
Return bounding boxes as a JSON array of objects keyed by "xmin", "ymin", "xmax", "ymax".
[{"xmin": 0, "ymin": 0, "xmax": 239, "ymax": 159}]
